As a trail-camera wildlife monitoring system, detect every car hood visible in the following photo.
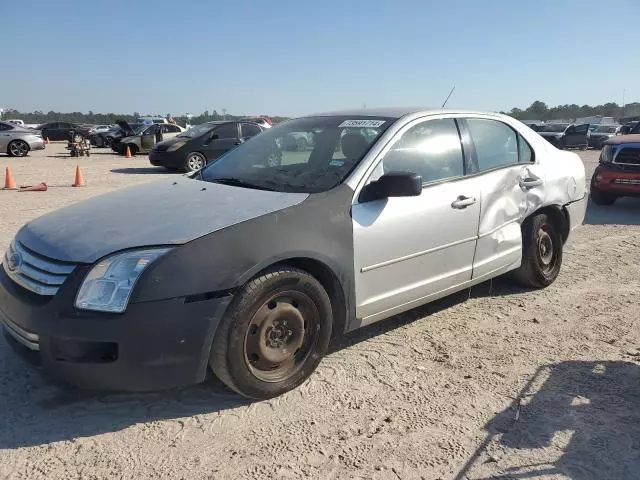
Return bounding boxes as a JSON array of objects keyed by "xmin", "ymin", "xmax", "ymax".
[
  {"xmin": 16, "ymin": 178, "xmax": 309, "ymax": 263},
  {"xmin": 604, "ymin": 134, "xmax": 640, "ymax": 145},
  {"xmin": 116, "ymin": 120, "xmax": 135, "ymax": 135}
]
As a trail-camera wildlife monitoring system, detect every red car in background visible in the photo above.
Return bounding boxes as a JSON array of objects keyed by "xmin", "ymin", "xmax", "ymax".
[{"xmin": 591, "ymin": 134, "xmax": 640, "ymax": 205}]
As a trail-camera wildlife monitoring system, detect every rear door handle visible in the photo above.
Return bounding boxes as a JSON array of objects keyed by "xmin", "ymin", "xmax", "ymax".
[
  {"xmin": 519, "ymin": 178, "xmax": 543, "ymax": 189},
  {"xmin": 451, "ymin": 195, "xmax": 476, "ymax": 209}
]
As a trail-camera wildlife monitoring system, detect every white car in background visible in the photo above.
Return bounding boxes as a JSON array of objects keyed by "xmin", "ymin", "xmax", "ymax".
[{"xmin": 88, "ymin": 125, "xmax": 113, "ymax": 134}]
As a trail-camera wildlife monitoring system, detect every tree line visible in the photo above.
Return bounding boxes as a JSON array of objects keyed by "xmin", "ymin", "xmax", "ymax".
[
  {"xmin": 0, "ymin": 109, "xmax": 290, "ymax": 126},
  {"xmin": 502, "ymin": 100, "xmax": 640, "ymax": 121}
]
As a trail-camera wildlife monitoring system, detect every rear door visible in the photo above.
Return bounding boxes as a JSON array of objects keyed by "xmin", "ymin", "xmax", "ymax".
[
  {"xmin": 460, "ymin": 117, "xmax": 544, "ymax": 280},
  {"xmin": 352, "ymin": 117, "xmax": 481, "ymax": 325},
  {"xmin": 0, "ymin": 122, "xmax": 13, "ymax": 152},
  {"xmin": 43, "ymin": 122, "xmax": 59, "ymax": 140},
  {"xmin": 202, "ymin": 123, "xmax": 241, "ymax": 160}
]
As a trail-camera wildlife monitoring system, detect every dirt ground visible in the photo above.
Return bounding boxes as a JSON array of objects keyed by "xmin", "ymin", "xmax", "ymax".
[{"xmin": 0, "ymin": 143, "xmax": 639, "ymax": 480}]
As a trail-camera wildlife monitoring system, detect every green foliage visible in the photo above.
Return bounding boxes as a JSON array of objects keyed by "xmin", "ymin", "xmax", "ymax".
[
  {"xmin": 0, "ymin": 109, "xmax": 290, "ymax": 126},
  {"xmin": 506, "ymin": 100, "xmax": 640, "ymax": 121}
]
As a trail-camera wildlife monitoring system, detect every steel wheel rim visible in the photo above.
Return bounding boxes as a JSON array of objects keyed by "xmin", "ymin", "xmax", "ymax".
[
  {"xmin": 244, "ymin": 290, "xmax": 320, "ymax": 383},
  {"xmin": 188, "ymin": 155, "xmax": 204, "ymax": 171},
  {"xmin": 10, "ymin": 141, "xmax": 28, "ymax": 156},
  {"xmin": 537, "ymin": 226, "xmax": 556, "ymax": 273}
]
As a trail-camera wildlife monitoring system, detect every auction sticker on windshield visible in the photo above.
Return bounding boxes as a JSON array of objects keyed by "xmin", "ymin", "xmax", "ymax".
[{"xmin": 338, "ymin": 119, "xmax": 386, "ymax": 128}]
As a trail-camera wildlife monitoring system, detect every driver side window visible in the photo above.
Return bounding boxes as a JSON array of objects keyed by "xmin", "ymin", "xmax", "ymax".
[{"xmin": 372, "ymin": 118, "xmax": 465, "ymax": 184}]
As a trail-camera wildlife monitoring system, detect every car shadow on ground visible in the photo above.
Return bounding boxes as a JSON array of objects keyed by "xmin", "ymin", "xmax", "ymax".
[
  {"xmin": 110, "ymin": 167, "xmax": 174, "ymax": 174},
  {"xmin": 454, "ymin": 360, "xmax": 640, "ymax": 480},
  {"xmin": 584, "ymin": 197, "xmax": 640, "ymax": 226},
  {"xmin": 0, "ymin": 333, "xmax": 250, "ymax": 449},
  {"xmin": 330, "ymin": 277, "xmax": 531, "ymax": 355}
]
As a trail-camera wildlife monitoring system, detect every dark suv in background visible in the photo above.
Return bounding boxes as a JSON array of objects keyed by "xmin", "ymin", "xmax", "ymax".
[
  {"xmin": 35, "ymin": 122, "xmax": 92, "ymax": 142},
  {"xmin": 150, "ymin": 121, "xmax": 266, "ymax": 172}
]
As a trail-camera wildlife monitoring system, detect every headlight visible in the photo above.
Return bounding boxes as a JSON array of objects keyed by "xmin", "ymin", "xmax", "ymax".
[
  {"xmin": 75, "ymin": 248, "xmax": 171, "ymax": 313},
  {"xmin": 167, "ymin": 141, "xmax": 187, "ymax": 152},
  {"xmin": 601, "ymin": 145, "xmax": 613, "ymax": 163}
]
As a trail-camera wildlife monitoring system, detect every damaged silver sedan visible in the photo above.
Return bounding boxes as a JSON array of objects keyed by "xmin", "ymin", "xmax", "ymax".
[{"xmin": 1, "ymin": 108, "xmax": 587, "ymax": 399}]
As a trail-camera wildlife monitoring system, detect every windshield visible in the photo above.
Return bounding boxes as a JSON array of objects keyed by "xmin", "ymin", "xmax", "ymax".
[
  {"xmin": 179, "ymin": 123, "xmax": 216, "ymax": 138},
  {"xmin": 541, "ymin": 123, "xmax": 568, "ymax": 133},
  {"xmin": 200, "ymin": 116, "xmax": 393, "ymax": 193},
  {"xmin": 594, "ymin": 125, "xmax": 618, "ymax": 133}
]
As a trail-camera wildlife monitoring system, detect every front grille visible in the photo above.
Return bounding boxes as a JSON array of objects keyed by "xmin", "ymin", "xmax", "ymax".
[
  {"xmin": 614, "ymin": 147, "xmax": 640, "ymax": 165},
  {"xmin": 2, "ymin": 242, "xmax": 76, "ymax": 296},
  {"xmin": 613, "ymin": 178, "xmax": 640, "ymax": 185}
]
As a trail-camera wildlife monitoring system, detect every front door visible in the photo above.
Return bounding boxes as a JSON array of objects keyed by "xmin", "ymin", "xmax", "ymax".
[
  {"xmin": 564, "ymin": 124, "xmax": 589, "ymax": 148},
  {"xmin": 203, "ymin": 123, "xmax": 241, "ymax": 161},
  {"xmin": 461, "ymin": 117, "xmax": 545, "ymax": 280},
  {"xmin": 352, "ymin": 117, "xmax": 480, "ymax": 325}
]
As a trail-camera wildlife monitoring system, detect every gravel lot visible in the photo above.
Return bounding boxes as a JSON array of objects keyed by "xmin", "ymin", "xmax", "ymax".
[{"xmin": 1, "ymin": 143, "xmax": 639, "ymax": 480}]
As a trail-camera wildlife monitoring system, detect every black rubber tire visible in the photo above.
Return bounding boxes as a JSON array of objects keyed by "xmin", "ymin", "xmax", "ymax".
[
  {"xmin": 590, "ymin": 181, "xmax": 616, "ymax": 206},
  {"xmin": 7, "ymin": 140, "xmax": 29, "ymax": 157},
  {"xmin": 513, "ymin": 213, "xmax": 563, "ymax": 289},
  {"xmin": 183, "ymin": 152, "xmax": 206, "ymax": 172},
  {"xmin": 210, "ymin": 267, "xmax": 333, "ymax": 399},
  {"xmin": 104, "ymin": 136, "xmax": 112, "ymax": 147}
]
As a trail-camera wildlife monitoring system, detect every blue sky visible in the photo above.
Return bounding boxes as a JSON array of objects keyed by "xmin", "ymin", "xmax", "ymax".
[{"xmin": 2, "ymin": 0, "xmax": 638, "ymax": 117}]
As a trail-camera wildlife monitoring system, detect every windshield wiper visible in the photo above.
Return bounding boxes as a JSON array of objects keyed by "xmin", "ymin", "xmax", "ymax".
[{"xmin": 210, "ymin": 177, "xmax": 275, "ymax": 191}]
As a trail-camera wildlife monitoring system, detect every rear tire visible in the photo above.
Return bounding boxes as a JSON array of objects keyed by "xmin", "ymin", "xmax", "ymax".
[
  {"xmin": 513, "ymin": 213, "xmax": 563, "ymax": 289},
  {"xmin": 8, "ymin": 140, "xmax": 29, "ymax": 157},
  {"xmin": 210, "ymin": 267, "xmax": 332, "ymax": 399}
]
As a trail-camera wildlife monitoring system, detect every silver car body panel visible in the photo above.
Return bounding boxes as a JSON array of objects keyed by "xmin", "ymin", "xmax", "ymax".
[
  {"xmin": 0, "ymin": 122, "xmax": 45, "ymax": 153},
  {"xmin": 347, "ymin": 110, "xmax": 587, "ymax": 325}
]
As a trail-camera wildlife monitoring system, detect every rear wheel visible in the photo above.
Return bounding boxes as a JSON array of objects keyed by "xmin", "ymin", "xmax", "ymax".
[
  {"xmin": 184, "ymin": 152, "xmax": 206, "ymax": 172},
  {"xmin": 513, "ymin": 213, "xmax": 563, "ymax": 288},
  {"xmin": 8, "ymin": 140, "xmax": 30, "ymax": 157},
  {"xmin": 210, "ymin": 267, "xmax": 332, "ymax": 399}
]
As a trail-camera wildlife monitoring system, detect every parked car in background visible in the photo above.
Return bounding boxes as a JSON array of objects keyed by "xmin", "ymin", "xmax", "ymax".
[
  {"xmin": 117, "ymin": 122, "xmax": 184, "ymax": 156},
  {"xmin": 88, "ymin": 125, "xmax": 113, "ymax": 135},
  {"xmin": 150, "ymin": 121, "xmax": 266, "ymax": 171},
  {"xmin": 91, "ymin": 122, "xmax": 142, "ymax": 148},
  {"xmin": 35, "ymin": 122, "xmax": 91, "ymax": 142},
  {"xmin": 619, "ymin": 121, "xmax": 640, "ymax": 136},
  {"xmin": 590, "ymin": 134, "xmax": 640, "ymax": 205},
  {"xmin": 0, "ymin": 108, "xmax": 587, "ymax": 399},
  {"xmin": 5, "ymin": 119, "xmax": 25, "ymax": 127},
  {"xmin": 243, "ymin": 117, "xmax": 273, "ymax": 129},
  {"xmin": 0, "ymin": 121, "xmax": 45, "ymax": 157},
  {"xmin": 538, "ymin": 123, "xmax": 589, "ymax": 149},
  {"xmin": 137, "ymin": 117, "xmax": 169, "ymax": 125},
  {"xmin": 588, "ymin": 124, "xmax": 621, "ymax": 149}
]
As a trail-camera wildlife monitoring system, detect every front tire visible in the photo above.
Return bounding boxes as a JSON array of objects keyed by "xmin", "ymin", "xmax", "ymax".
[
  {"xmin": 184, "ymin": 152, "xmax": 206, "ymax": 172},
  {"xmin": 210, "ymin": 267, "xmax": 333, "ymax": 399},
  {"xmin": 8, "ymin": 140, "xmax": 30, "ymax": 157},
  {"xmin": 513, "ymin": 213, "xmax": 563, "ymax": 288}
]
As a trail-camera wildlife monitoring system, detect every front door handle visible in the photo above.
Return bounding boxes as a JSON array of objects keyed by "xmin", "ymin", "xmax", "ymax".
[
  {"xmin": 451, "ymin": 195, "xmax": 476, "ymax": 209},
  {"xmin": 519, "ymin": 178, "xmax": 543, "ymax": 189}
]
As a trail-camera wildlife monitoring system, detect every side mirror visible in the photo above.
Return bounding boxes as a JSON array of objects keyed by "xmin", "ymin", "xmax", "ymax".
[{"xmin": 359, "ymin": 172, "xmax": 422, "ymax": 203}]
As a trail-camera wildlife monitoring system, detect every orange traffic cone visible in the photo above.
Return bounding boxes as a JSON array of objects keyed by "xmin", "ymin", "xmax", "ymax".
[
  {"xmin": 45, "ymin": 137, "xmax": 50, "ymax": 144},
  {"xmin": 2, "ymin": 167, "xmax": 17, "ymax": 190},
  {"xmin": 125, "ymin": 146, "xmax": 132, "ymax": 158},
  {"xmin": 72, "ymin": 165, "xmax": 86, "ymax": 187},
  {"xmin": 19, "ymin": 182, "xmax": 48, "ymax": 192}
]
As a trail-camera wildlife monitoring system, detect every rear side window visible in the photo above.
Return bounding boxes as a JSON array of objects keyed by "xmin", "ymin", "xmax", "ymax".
[
  {"xmin": 0, "ymin": 123, "xmax": 13, "ymax": 131},
  {"xmin": 213, "ymin": 123, "xmax": 238, "ymax": 139},
  {"xmin": 518, "ymin": 135, "xmax": 534, "ymax": 163},
  {"xmin": 377, "ymin": 118, "xmax": 464, "ymax": 184},
  {"xmin": 466, "ymin": 118, "xmax": 519, "ymax": 171},
  {"xmin": 241, "ymin": 123, "xmax": 262, "ymax": 138}
]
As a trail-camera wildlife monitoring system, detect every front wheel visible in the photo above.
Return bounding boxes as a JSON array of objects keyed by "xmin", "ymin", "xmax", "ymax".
[
  {"xmin": 210, "ymin": 267, "xmax": 333, "ymax": 399},
  {"xmin": 513, "ymin": 213, "xmax": 563, "ymax": 288},
  {"xmin": 8, "ymin": 140, "xmax": 30, "ymax": 157},
  {"xmin": 184, "ymin": 152, "xmax": 206, "ymax": 172}
]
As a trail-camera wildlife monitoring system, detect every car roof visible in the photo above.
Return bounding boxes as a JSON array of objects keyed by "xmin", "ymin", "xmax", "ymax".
[{"xmin": 302, "ymin": 107, "xmax": 504, "ymax": 120}]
